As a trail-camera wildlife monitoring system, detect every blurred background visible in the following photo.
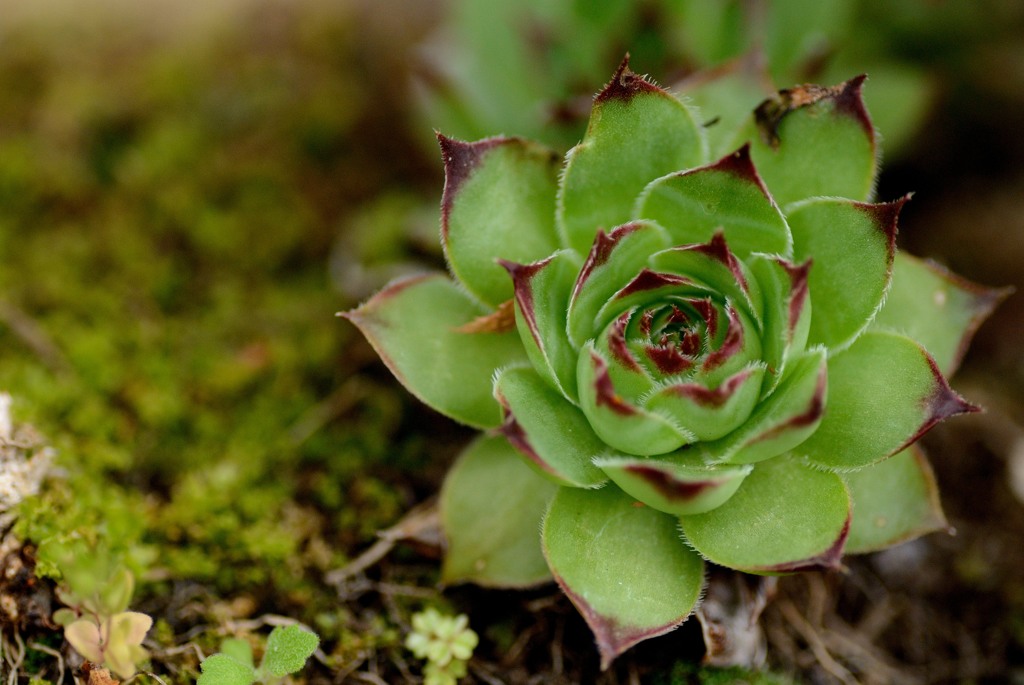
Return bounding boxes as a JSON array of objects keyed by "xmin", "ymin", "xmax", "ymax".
[{"xmin": 0, "ymin": 0, "xmax": 1023, "ymax": 682}]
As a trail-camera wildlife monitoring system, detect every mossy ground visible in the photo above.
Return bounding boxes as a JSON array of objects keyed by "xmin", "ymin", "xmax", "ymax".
[{"xmin": 1, "ymin": 1, "xmax": 1023, "ymax": 684}]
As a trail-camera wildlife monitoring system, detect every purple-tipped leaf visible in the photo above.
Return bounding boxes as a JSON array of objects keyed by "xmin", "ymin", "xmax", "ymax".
[
  {"xmin": 503, "ymin": 250, "xmax": 582, "ymax": 401},
  {"xmin": 341, "ymin": 274, "xmax": 527, "ymax": 428},
  {"xmin": 748, "ymin": 76, "xmax": 877, "ymax": 206},
  {"xmin": 494, "ymin": 366, "xmax": 608, "ymax": 488},
  {"xmin": 706, "ymin": 348, "xmax": 828, "ymax": 465},
  {"xmin": 440, "ymin": 134, "xmax": 561, "ymax": 306},
  {"xmin": 636, "ymin": 145, "xmax": 792, "ymax": 258},
  {"xmin": 558, "ymin": 57, "xmax": 707, "ymax": 253},
  {"xmin": 788, "ymin": 196, "xmax": 902, "ymax": 350},
  {"xmin": 543, "ymin": 485, "xmax": 705, "ymax": 669},
  {"xmin": 798, "ymin": 330, "xmax": 979, "ymax": 471},
  {"xmin": 644, "ymin": 364, "xmax": 766, "ymax": 441},
  {"xmin": 577, "ymin": 342, "xmax": 695, "ymax": 456},
  {"xmin": 747, "ymin": 254, "xmax": 812, "ymax": 393},
  {"xmin": 567, "ymin": 221, "xmax": 671, "ymax": 348}
]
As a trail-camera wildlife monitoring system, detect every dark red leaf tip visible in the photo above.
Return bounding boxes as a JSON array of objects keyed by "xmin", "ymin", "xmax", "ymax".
[
  {"xmin": 591, "ymin": 351, "xmax": 637, "ymax": 416},
  {"xmin": 754, "ymin": 75, "xmax": 875, "ymax": 150},
  {"xmin": 438, "ymin": 134, "xmax": 507, "ymax": 239},
  {"xmin": 759, "ymin": 515, "xmax": 850, "ymax": 574},
  {"xmin": 595, "ymin": 54, "xmax": 664, "ymax": 104},
  {"xmin": 624, "ymin": 464, "xmax": 716, "ymax": 502},
  {"xmin": 854, "ymin": 193, "xmax": 910, "ymax": 252}
]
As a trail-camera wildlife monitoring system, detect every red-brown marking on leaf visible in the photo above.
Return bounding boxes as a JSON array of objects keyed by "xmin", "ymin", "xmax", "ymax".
[
  {"xmin": 664, "ymin": 368, "xmax": 754, "ymax": 409},
  {"xmin": 702, "ymin": 306, "xmax": 744, "ymax": 372},
  {"xmin": 551, "ymin": 568, "xmax": 690, "ymax": 671},
  {"xmin": 608, "ymin": 312, "xmax": 643, "ymax": 373},
  {"xmin": 572, "ymin": 223, "xmax": 649, "ymax": 303},
  {"xmin": 854, "ymin": 194, "xmax": 906, "ymax": 271},
  {"xmin": 499, "ymin": 257, "xmax": 554, "ymax": 349},
  {"xmin": 495, "ymin": 395, "xmax": 562, "ymax": 480},
  {"xmin": 623, "ymin": 464, "xmax": 716, "ymax": 501},
  {"xmin": 754, "ymin": 75, "xmax": 874, "ymax": 150},
  {"xmin": 883, "ymin": 350, "xmax": 981, "ymax": 460},
  {"xmin": 688, "ymin": 231, "xmax": 750, "ymax": 294},
  {"xmin": 643, "ymin": 344, "xmax": 695, "ymax": 376},
  {"xmin": 594, "ymin": 54, "xmax": 664, "ymax": 105},
  {"xmin": 754, "ymin": 514, "xmax": 850, "ymax": 574},
  {"xmin": 747, "ymin": 363, "xmax": 827, "ymax": 445},
  {"xmin": 781, "ymin": 258, "xmax": 812, "ymax": 337},
  {"xmin": 707, "ymin": 143, "xmax": 775, "ymax": 201},
  {"xmin": 688, "ymin": 297, "xmax": 718, "ymax": 340},
  {"xmin": 614, "ymin": 269, "xmax": 692, "ymax": 300},
  {"xmin": 454, "ymin": 299, "xmax": 517, "ymax": 333},
  {"xmin": 590, "ymin": 351, "xmax": 637, "ymax": 416},
  {"xmin": 437, "ymin": 134, "xmax": 507, "ymax": 241}
]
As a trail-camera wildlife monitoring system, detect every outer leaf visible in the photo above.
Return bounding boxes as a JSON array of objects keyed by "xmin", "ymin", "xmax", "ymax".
[
  {"xmin": 843, "ymin": 445, "xmax": 948, "ymax": 554},
  {"xmin": 341, "ymin": 274, "xmax": 527, "ymax": 428},
  {"xmin": 567, "ymin": 221, "xmax": 671, "ymax": 348},
  {"xmin": 594, "ymin": 455, "xmax": 752, "ymax": 515},
  {"xmin": 636, "ymin": 145, "xmax": 791, "ymax": 258},
  {"xmin": 577, "ymin": 343, "xmax": 695, "ymax": 456},
  {"xmin": 440, "ymin": 135, "xmax": 561, "ymax": 306},
  {"xmin": 220, "ymin": 638, "xmax": 254, "ymax": 668},
  {"xmin": 503, "ymin": 250, "xmax": 582, "ymax": 401},
  {"xmin": 198, "ymin": 654, "xmax": 256, "ymax": 685},
  {"xmin": 788, "ymin": 196, "xmax": 901, "ymax": 350},
  {"xmin": 543, "ymin": 485, "xmax": 705, "ymax": 669},
  {"xmin": 748, "ymin": 76, "xmax": 877, "ymax": 207},
  {"xmin": 262, "ymin": 625, "xmax": 320, "ymax": 677},
  {"xmin": 680, "ymin": 456, "xmax": 850, "ymax": 573},
  {"xmin": 558, "ymin": 57, "xmax": 706, "ymax": 253},
  {"xmin": 871, "ymin": 252, "xmax": 1012, "ymax": 377},
  {"xmin": 441, "ymin": 435, "xmax": 557, "ymax": 587},
  {"xmin": 494, "ymin": 366, "xmax": 608, "ymax": 488},
  {"xmin": 799, "ymin": 330, "xmax": 978, "ymax": 471}
]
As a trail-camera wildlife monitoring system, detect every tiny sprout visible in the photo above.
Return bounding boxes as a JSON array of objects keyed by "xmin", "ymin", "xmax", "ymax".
[{"xmin": 405, "ymin": 608, "xmax": 478, "ymax": 685}]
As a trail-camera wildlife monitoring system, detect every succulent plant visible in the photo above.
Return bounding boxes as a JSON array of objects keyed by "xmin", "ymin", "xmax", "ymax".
[{"xmin": 343, "ymin": 59, "xmax": 1006, "ymax": 666}]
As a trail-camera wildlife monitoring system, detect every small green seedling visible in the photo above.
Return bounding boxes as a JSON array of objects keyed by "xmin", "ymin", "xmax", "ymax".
[
  {"xmin": 344, "ymin": 58, "xmax": 1007, "ymax": 668},
  {"xmin": 405, "ymin": 608, "xmax": 478, "ymax": 685},
  {"xmin": 197, "ymin": 626, "xmax": 319, "ymax": 685},
  {"xmin": 47, "ymin": 540, "xmax": 153, "ymax": 680}
]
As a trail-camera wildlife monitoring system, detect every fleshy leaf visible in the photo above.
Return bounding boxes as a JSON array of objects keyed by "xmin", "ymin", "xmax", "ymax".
[
  {"xmin": 558, "ymin": 57, "xmax": 707, "ymax": 253},
  {"xmin": 843, "ymin": 444, "xmax": 948, "ymax": 554},
  {"xmin": 748, "ymin": 76, "xmax": 877, "ymax": 207},
  {"xmin": 494, "ymin": 366, "xmax": 608, "ymax": 488},
  {"xmin": 788, "ymin": 196, "xmax": 901, "ymax": 350},
  {"xmin": 648, "ymin": 232, "xmax": 762, "ymax": 326},
  {"xmin": 503, "ymin": 250, "xmax": 583, "ymax": 401},
  {"xmin": 441, "ymin": 435, "xmax": 557, "ymax": 587},
  {"xmin": 707, "ymin": 348, "xmax": 827, "ymax": 465},
  {"xmin": 567, "ymin": 221, "xmax": 671, "ymax": 348},
  {"xmin": 747, "ymin": 253, "xmax": 812, "ymax": 392},
  {"xmin": 543, "ymin": 484, "xmax": 705, "ymax": 669},
  {"xmin": 65, "ymin": 620, "xmax": 104, "ymax": 664},
  {"xmin": 635, "ymin": 145, "xmax": 792, "ymax": 258},
  {"xmin": 871, "ymin": 252, "xmax": 1012, "ymax": 377},
  {"xmin": 644, "ymin": 364, "xmax": 766, "ymax": 441},
  {"xmin": 680, "ymin": 456, "xmax": 850, "ymax": 573},
  {"xmin": 440, "ymin": 135, "xmax": 561, "ymax": 306},
  {"xmin": 798, "ymin": 330, "xmax": 978, "ymax": 471},
  {"xmin": 594, "ymin": 455, "xmax": 752, "ymax": 515},
  {"xmin": 577, "ymin": 343, "xmax": 695, "ymax": 456},
  {"xmin": 341, "ymin": 274, "xmax": 527, "ymax": 428}
]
